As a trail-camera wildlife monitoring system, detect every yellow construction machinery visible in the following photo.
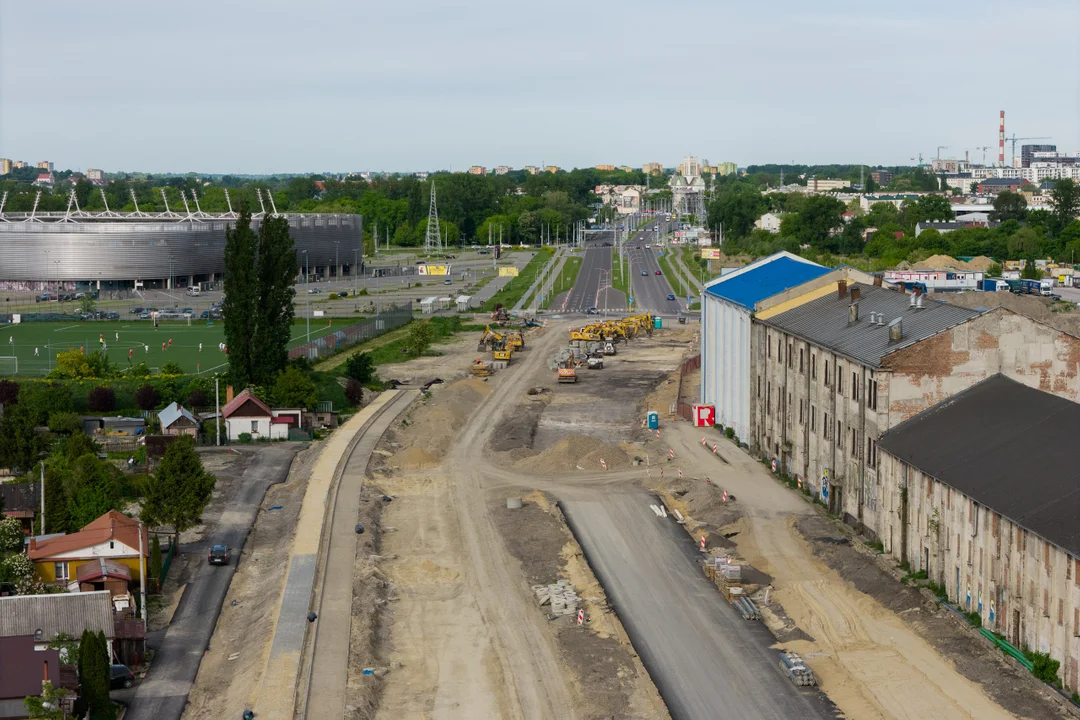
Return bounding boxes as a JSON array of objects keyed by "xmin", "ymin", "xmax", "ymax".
[
  {"xmin": 493, "ymin": 348, "xmax": 512, "ymax": 363},
  {"xmin": 479, "ymin": 325, "xmax": 514, "ymax": 363},
  {"xmin": 556, "ymin": 350, "xmax": 578, "ymax": 383},
  {"xmin": 506, "ymin": 330, "xmax": 525, "ymax": 351}
]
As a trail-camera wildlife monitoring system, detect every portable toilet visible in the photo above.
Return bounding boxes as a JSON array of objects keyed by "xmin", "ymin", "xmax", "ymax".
[
  {"xmin": 653, "ymin": 316, "xmax": 663, "ymax": 329},
  {"xmin": 647, "ymin": 411, "xmax": 659, "ymax": 430}
]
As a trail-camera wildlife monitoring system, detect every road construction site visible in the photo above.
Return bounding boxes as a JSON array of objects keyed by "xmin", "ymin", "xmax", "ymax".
[{"xmin": 183, "ymin": 283, "xmax": 1076, "ymax": 719}]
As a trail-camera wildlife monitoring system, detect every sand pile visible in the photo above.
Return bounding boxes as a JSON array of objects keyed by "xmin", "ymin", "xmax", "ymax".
[
  {"xmin": 388, "ymin": 446, "xmax": 438, "ymax": 469},
  {"xmin": 397, "ymin": 377, "xmax": 492, "ymax": 461},
  {"xmin": 965, "ymin": 255, "xmax": 996, "ymax": 271},
  {"xmin": 515, "ymin": 435, "xmax": 634, "ymax": 473},
  {"xmin": 914, "ymin": 254, "xmax": 965, "ymax": 271}
]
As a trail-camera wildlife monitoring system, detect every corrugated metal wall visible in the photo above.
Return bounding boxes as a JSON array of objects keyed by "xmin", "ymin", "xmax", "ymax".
[{"xmin": 701, "ymin": 293, "xmax": 752, "ymax": 441}]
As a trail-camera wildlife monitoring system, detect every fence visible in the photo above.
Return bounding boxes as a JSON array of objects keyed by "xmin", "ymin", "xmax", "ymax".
[
  {"xmin": 159, "ymin": 540, "xmax": 177, "ymax": 587},
  {"xmin": 288, "ymin": 301, "xmax": 412, "ymax": 361},
  {"xmin": 675, "ymin": 353, "xmax": 701, "ymax": 421}
]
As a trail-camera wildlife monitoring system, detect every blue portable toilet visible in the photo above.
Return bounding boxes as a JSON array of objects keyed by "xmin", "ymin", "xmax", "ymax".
[
  {"xmin": 647, "ymin": 411, "xmax": 659, "ymax": 429},
  {"xmin": 654, "ymin": 316, "xmax": 663, "ymax": 329}
]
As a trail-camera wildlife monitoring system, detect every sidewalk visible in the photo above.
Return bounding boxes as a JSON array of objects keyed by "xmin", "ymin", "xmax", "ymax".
[
  {"xmin": 253, "ymin": 389, "xmax": 409, "ymax": 720},
  {"xmin": 514, "ymin": 247, "xmax": 566, "ymax": 313}
]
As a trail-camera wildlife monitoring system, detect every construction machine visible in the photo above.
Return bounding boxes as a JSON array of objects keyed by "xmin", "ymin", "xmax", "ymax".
[
  {"xmin": 506, "ymin": 330, "xmax": 525, "ymax": 351},
  {"xmin": 491, "ymin": 304, "xmax": 510, "ymax": 325},
  {"xmin": 493, "ymin": 348, "xmax": 512, "ymax": 363},
  {"xmin": 556, "ymin": 350, "xmax": 578, "ymax": 383}
]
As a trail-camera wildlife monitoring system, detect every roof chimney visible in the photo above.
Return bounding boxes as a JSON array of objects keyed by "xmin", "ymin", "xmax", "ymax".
[
  {"xmin": 916, "ymin": 294, "xmax": 924, "ymax": 310},
  {"xmin": 873, "ymin": 275, "xmax": 883, "ymax": 287},
  {"xmin": 898, "ymin": 282, "xmax": 906, "ymax": 294},
  {"xmin": 837, "ymin": 281, "xmax": 847, "ymax": 299},
  {"xmin": 849, "ymin": 302, "xmax": 859, "ymax": 323},
  {"xmin": 909, "ymin": 292, "xmax": 917, "ymax": 307},
  {"xmin": 850, "ymin": 286, "xmax": 861, "ymax": 303},
  {"xmin": 226, "ymin": 385, "xmax": 235, "ymax": 404},
  {"xmin": 888, "ymin": 317, "xmax": 903, "ymax": 342},
  {"xmin": 29, "ymin": 537, "xmax": 36, "ymax": 551},
  {"xmin": 914, "ymin": 286, "xmax": 923, "ymax": 297}
]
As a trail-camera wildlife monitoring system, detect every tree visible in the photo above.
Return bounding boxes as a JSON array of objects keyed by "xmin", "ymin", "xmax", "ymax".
[
  {"xmin": 864, "ymin": 174, "xmax": 878, "ymax": 193},
  {"xmin": 47, "ymin": 412, "xmax": 82, "ymax": 434},
  {"xmin": 52, "ymin": 348, "xmax": 94, "ymax": 379},
  {"xmin": 989, "ymin": 190, "xmax": 1028, "ymax": 223},
  {"xmin": 0, "ymin": 379, "xmax": 18, "ymax": 406},
  {"xmin": 1050, "ymin": 178, "xmax": 1080, "ymax": 233},
  {"xmin": 270, "ymin": 366, "xmax": 317, "ymax": 409},
  {"xmin": 343, "ymin": 352, "xmax": 376, "ymax": 385},
  {"xmin": 787, "ymin": 195, "xmax": 846, "ymax": 249},
  {"xmin": 1008, "ymin": 227, "xmax": 1039, "ymax": 258},
  {"xmin": 186, "ymin": 389, "xmax": 208, "ymax": 407},
  {"xmin": 0, "ymin": 401, "xmax": 43, "ymax": 471},
  {"xmin": 67, "ymin": 454, "xmax": 121, "ymax": 529},
  {"xmin": 160, "ymin": 361, "xmax": 184, "ymax": 376},
  {"xmin": 62, "ymin": 432, "xmax": 98, "ymax": 462},
  {"xmin": 135, "ymin": 384, "xmax": 159, "ymax": 411},
  {"xmin": 344, "ymin": 378, "xmax": 364, "ymax": 406},
  {"xmin": 23, "ymin": 680, "xmax": 68, "ymax": 720},
  {"xmin": 87, "ymin": 386, "xmax": 115, "ymax": 412},
  {"xmin": 1021, "ymin": 257, "xmax": 1042, "ymax": 280},
  {"xmin": 987, "ymin": 263, "xmax": 1002, "ymax": 277},
  {"xmin": 707, "ymin": 182, "xmax": 765, "ymax": 240},
  {"xmin": 78, "ymin": 294, "xmax": 96, "ymax": 315},
  {"xmin": 0, "ymin": 515, "xmax": 24, "ymax": 554},
  {"xmin": 77, "ymin": 630, "xmax": 112, "ymax": 720},
  {"xmin": 250, "ymin": 215, "xmax": 296, "ymax": 386},
  {"xmin": 141, "ymin": 435, "xmax": 216, "ymax": 547},
  {"xmin": 42, "ymin": 464, "xmax": 70, "ymax": 534},
  {"xmin": 222, "ymin": 207, "xmax": 258, "ymax": 388},
  {"xmin": 403, "ymin": 320, "xmax": 435, "ymax": 357}
]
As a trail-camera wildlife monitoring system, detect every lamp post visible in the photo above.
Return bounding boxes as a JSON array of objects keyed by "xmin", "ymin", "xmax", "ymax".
[
  {"xmin": 302, "ymin": 250, "xmax": 310, "ymax": 345},
  {"xmin": 352, "ymin": 248, "xmax": 359, "ymax": 300}
]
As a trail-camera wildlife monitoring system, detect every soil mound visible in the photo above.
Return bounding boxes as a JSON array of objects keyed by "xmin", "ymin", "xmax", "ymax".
[
  {"xmin": 515, "ymin": 435, "xmax": 633, "ymax": 473},
  {"xmin": 388, "ymin": 446, "xmax": 438, "ymax": 469},
  {"xmin": 965, "ymin": 255, "xmax": 996, "ymax": 272},
  {"xmin": 914, "ymin": 254, "xmax": 964, "ymax": 271}
]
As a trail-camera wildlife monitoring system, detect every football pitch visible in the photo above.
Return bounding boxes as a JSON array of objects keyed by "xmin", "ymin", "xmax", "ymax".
[{"xmin": 0, "ymin": 319, "xmax": 340, "ymax": 377}]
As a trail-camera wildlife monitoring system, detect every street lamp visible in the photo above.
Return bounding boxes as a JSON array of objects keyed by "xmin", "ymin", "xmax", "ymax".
[
  {"xmin": 352, "ymin": 248, "xmax": 359, "ymax": 300},
  {"xmin": 302, "ymin": 250, "xmax": 310, "ymax": 346}
]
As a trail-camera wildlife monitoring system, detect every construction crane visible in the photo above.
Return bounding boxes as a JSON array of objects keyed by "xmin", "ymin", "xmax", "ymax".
[
  {"xmin": 1005, "ymin": 135, "xmax": 1052, "ymax": 167},
  {"xmin": 974, "ymin": 146, "xmax": 994, "ymax": 166}
]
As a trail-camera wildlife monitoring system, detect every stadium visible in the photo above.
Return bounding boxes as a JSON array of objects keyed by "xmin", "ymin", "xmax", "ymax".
[{"xmin": 0, "ymin": 197, "xmax": 363, "ymax": 293}]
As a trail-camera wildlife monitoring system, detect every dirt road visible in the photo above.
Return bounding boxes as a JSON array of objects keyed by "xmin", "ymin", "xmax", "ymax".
[{"xmin": 657, "ymin": 422, "xmax": 1020, "ymax": 720}]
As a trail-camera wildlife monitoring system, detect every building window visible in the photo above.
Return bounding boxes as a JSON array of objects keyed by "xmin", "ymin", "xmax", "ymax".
[
  {"xmin": 768, "ymin": 339, "xmax": 771, "ymax": 358},
  {"xmin": 1058, "ymin": 599, "xmax": 1064, "ymax": 626},
  {"xmin": 1074, "ymin": 608, "xmax": 1079, "ymax": 636},
  {"xmin": 757, "ymin": 377, "xmax": 762, "ymax": 398},
  {"xmin": 837, "ymin": 421, "xmax": 843, "ymax": 450},
  {"xmin": 54, "ymin": 562, "xmax": 69, "ymax": 582},
  {"xmin": 852, "ymin": 371, "xmax": 860, "ymax": 402},
  {"xmin": 787, "ymin": 344, "xmax": 792, "ymax": 368},
  {"xmin": 867, "ymin": 437, "xmax": 878, "ymax": 468},
  {"xmin": 867, "ymin": 370, "xmax": 877, "ymax": 410},
  {"xmin": 251, "ymin": 420, "xmax": 259, "ymax": 433},
  {"xmin": 851, "ymin": 428, "xmax": 858, "ymax": 456},
  {"xmin": 777, "ymin": 338, "xmax": 782, "ymax": 362},
  {"xmin": 837, "ymin": 364, "xmax": 844, "ymax": 395},
  {"xmin": 767, "ymin": 382, "xmax": 771, "ymax": 414},
  {"xmin": 799, "ymin": 400, "xmax": 804, "ymax": 425},
  {"xmin": 811, "ymin": 354, "xmax": 817, "ymax": 379},
  {"xmin": 811, "ymin": 406, "xmax": 816, "ymax": 431},
  {"xmin": 1043, "ymin": 588, "xmax": 1049, "ymax": 617},
  {"xmin": 800, "ymin": 348, "xmax": 805, "ymax": 373},
  {"xmin": 824, "ymin": 360, "xmax": 830, "ymax": 386},
  {"xmin": 823, "ymin": 411, "xmax": 830, "ymax": 439}
]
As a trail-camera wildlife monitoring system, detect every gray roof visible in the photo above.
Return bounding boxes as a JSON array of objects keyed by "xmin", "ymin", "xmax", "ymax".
[
  {"xmin": 159, "ymin": 401, "xmax": 198, "ymax": 429},
  {"xmin": 0, "ymin": 590, "xmax": 115, "ymax": 641},
  {"xmin": 760, "ymin": 283, "xmax": 980, "ymax": 367},
  {"xmin": 878, "ymin": 375, "xmax": 1080, "ymax": 557}
]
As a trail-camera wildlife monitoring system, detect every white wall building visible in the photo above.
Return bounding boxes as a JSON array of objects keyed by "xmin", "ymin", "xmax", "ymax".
[{"xmin": 755, "ymin": 213, "xmax": 784, "ymax": 233}]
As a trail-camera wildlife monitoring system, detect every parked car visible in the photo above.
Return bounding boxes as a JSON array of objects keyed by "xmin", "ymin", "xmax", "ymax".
[
  {"xmin": 130, "ymin": 307, "xmax": 144, "ymax": 314},
  {"xmin": 139, "ymin": 311, "xmax": 151, "ymax": 319},
  {"xmin": 200, "ymin": 310, "xmax": 209, "ymax": 319},
  {"xmin": 308, "ymin": 288, "xmax": 321, "ymax": 294},
  {"xmin": 181, "ymin": 308, "xmax": 194, "ymax": 317},
  {"xmin": 106, "ymin": 312, "xmax": 120, "ymax": 320},
  {"xmin": 110, "ymin": 664, "xmax": 135, "ymax": 689},
  {"xmin": 208, "ymin": 545, "xmax": 229, "ymax": 565}
]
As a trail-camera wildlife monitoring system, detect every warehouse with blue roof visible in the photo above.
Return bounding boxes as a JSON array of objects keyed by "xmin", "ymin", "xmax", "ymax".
[{"xmin": 700, "ymin": 252, "xmax": 830, "ymax": 442}]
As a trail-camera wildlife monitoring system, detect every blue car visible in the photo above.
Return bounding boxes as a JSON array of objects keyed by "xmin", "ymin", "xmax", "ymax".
[{"xmin": 667, "ymin": 294, "xmax": 676, "ymax": 301}]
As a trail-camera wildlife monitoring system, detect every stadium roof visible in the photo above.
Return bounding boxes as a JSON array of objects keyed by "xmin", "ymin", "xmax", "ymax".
[
  {"xmin": 878, "ymin": 375, "xmax": 1080, "ymax": 556},
  {"xmin": 704, "ymin": 253, "xmax": 830, "ymax": 311}
]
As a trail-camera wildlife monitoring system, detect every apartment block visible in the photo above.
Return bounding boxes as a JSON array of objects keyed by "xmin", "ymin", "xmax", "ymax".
[
  {"xmin": 493, "ymin": 165, "xmax": 512, "ymax": 175},
  {"xmin": 595, "ymin": 164, "xmax": 616, "ymax": 171},
  {"xmin": 467, "ymin": 165, "xmax": 487, "ymax": 175},
  {"xmin": 36, "ymin": 160, "xmax": 53, "ymax": 172},
  {"xmin": 642, "ymin": 162, "xmax": 663, "ymax": 175},
  {"xmin": 0, "ymin": 158, "xmax": 10, "ymax": 175}
]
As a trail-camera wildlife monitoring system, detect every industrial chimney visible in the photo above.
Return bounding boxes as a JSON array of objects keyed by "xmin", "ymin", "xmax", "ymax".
[{"xmin": 999, "ymin": 110, "xmax": 1005, "ymax": 166}]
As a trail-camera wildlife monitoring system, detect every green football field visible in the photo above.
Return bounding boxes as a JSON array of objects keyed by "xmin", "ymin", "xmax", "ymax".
[{"xmin": 0, "ymin": 319, "xmax": 340, "ymax": 377}]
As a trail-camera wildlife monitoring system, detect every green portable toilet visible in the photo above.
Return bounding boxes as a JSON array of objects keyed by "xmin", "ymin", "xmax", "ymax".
[
  {"xmin": 647, "ymin": 411, "xmax": 659, "ymax": 429},
  {"xmin": 653, "ymin": 316, "xmax": 663, "ymax": 329}
]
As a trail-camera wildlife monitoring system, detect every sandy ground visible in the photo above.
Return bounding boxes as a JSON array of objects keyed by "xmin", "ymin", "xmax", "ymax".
[{"xmin": 181, "ymin": 443, "xmax": 321, "ymax": 719}]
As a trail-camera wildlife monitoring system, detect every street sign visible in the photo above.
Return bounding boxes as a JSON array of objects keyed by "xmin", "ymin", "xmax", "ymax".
[{"xmin": 628, "ymin": 297, "xmax": 634, "ymax": 303}]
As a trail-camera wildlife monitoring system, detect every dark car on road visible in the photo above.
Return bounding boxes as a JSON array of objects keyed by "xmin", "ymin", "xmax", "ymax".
[
  {"xmin": 110, "ymin": 664, "xmax": 135, "ymax": 689},
  {"xmin": 130, "ymin": 307, "xmax": 144, "ymax": 314},
  {"xmin": 208, "ymin": 545, "xmax": 229, "ymax": 565},
  {"xmin": 667, "ymin": 294, "xmax": 676, "ymax": 301}
]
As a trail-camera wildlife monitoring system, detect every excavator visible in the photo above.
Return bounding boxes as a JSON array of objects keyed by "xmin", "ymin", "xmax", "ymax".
[
  {"xmin": 478, "ymin": 325, "xmax": 513, "ymax": 363},
  {"xmin": 506, "ymin": 330, "xmax": 525, "ymax": 351}
]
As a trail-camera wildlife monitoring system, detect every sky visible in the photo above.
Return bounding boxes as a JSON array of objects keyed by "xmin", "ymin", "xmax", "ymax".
[{"xmin": 1, "ymin": 0, "xmax": 1078, "ymax": 174}]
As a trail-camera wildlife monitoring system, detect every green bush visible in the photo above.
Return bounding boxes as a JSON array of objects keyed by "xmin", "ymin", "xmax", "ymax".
[
  {"xmin": 238, "ymin": 432, "xmax": 252, "ymax": 444},
  {"xmin": 47, "ymin": 411, "xmax": 83, "ymax": 434},
  {"xmin": 724, "ymin": 427, "xmax": 735, "ymax": 439},
  {"xmin": 964, "ymin": 611, "xmax": 982, "ymax": 628},
  {"xmin": 1024, "ymin": 650, "xmax": 1061, "ymax": 686}
]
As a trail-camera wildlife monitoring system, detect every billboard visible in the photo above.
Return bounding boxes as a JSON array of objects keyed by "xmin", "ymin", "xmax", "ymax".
[
  {"xmin": 419, "ymin": 265, "xmax": 450, "ymax": 276},
  {"xmin": 700, "ymin": 248, "xmax": 721, "ymax": 260},
  {"xmin": 498, "ymin": 267, "xmax": 519, "ymax": 277}
]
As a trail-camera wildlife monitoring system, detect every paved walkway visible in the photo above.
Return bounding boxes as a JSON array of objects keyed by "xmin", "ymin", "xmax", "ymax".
[
  {"xmin": 253, "ymin": 389, "xmax": 411, "ymax": 720},
  {"xmin": 514, "ymin": 247, "xmax": 567, "ymax": 313}
]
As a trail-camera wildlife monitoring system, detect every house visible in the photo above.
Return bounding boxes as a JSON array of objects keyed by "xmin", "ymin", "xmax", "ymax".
[
  {"xmin": 220, "ymin": 388, "xmax": 298, "ymax": 441},
  {"xmin": 0, "ymin": 635, "xmax": 77, "ymax": 718},
  {"xmin": 31, "ymin": 173, "xmax": 53, "ymax": 188},
  {"xmin": 754, "ymin": 213, "xmax": 784, "ymax": 233},
  {"xmin": 978, "ymin": 177, "xmax": 1023, "ymax": 194},
  {"xmin": 876, "ymin": 376, "xmax": 1080, "ymax": 692},
  {"xmin": 80, "ymin": 416, "xmax": 145, "ymax": 436},
  {"xmin": 1, "ymin": 483, "xmax": 39, "ymax": 536},
  {"xmin": 158, "ymin": 402, "xmax": 200, "ymax": 437},
  {"xmin": 28, "ymin": 510, "xmax": 148, "ymax": 591},
  {"xmin": 0, "ymin": 591, "xmax": 115, "ymax": 655}
]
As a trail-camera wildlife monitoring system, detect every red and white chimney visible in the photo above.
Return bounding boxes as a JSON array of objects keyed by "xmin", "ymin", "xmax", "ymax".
[{"xmin": 999, "ymin": 110, "xmax": 1005, "ymax": 166}]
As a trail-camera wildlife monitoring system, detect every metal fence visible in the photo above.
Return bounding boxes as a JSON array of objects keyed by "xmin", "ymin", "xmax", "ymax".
[{"xmin": 288, "ymin": 301, "xmax": 413, "ymax": 361}]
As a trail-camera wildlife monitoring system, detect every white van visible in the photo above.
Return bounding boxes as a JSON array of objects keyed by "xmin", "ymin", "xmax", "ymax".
[{"xmin": 187, "ymin": 286, "xmax": 201, "ymax": 296}]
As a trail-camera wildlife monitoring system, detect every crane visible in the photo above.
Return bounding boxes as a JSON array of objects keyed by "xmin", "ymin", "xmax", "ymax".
[
  {"xmin": 1005, "ymin": 135, "xmax": 1052, "ymax": 167},
  {"xmin": 974, "ymin": 146, "xmax": 993, "ymax": 166}
]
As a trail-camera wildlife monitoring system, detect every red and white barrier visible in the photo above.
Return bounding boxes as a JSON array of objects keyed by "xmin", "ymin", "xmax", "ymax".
[
  {"xmin": 655, "ymin": 429, "xmax": 660, "ymax": 439},
  {"xmin": 706, "ymin": 477, "xmax": 711, "ymax": 485},
  {"xmin": 678, "ymin": 467, "xmax": 683, "ymax": 479},
  {"xmin": 600, "ymin": 459, "xmax": 607, "ymax": 470},
  {"xmin": 712, "ymin": 443, "xmax": 718, "ymax": 454},
  {"xmin": 701, "ymin": 436, "xmax": 706, "ymax": 446},
  {"xmin": 668, "ymin": 448, "xmax": 674, "ymax": 460},
  {"xmin": 722, "ymin": 490, "xmax": 728, "ymax": 503},
  {"xmin": 699, "ymin": 535, "xmax": 706, "ymax": 550},
  {"xmin": 577, "ymin": 608, "xmax": 585, "ymax": 626},
  {"xmin": 660, "ymin": 467, "xmax": 664, "ymax": 478}
]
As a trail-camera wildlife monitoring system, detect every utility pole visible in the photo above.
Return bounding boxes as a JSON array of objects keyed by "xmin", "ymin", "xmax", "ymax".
[
  {"xmin": 215, "ymin": 377, "xmax": 221, "ymax": 446},
  {"xmin": 138, "ymin": 521, "xmax": 147, "ymax": 620},
  {"xmin": 39, "ymin": 461, "xmax": 45, "ymax": 534}
]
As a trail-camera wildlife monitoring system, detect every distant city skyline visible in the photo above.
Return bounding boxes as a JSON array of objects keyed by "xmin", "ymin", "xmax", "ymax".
[{"xmin": 2, "ymin": 1, "xmax": 1078, "ymax": 174}]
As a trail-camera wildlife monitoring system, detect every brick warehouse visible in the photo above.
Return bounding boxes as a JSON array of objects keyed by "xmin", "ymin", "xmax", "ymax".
[{"xmin": 877, "ymin": 376, "xmax": 1080, "ymax": 692}]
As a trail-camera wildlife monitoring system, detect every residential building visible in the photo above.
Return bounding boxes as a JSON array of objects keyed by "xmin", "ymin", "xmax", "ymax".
[
  {"xmin": 493, "ymin": 166, "xmax": 512, "ymax": 175},
  {"xmin": 870, "ymin": 170, "xmax": 893, "ymax": 185},
  {"xmin": 883, "ymin": 268, "xmax": 985, "ymax": 291},
  {"xmin": 617, "ymin": 187, "xmax": 642, "ymax": 214},
  {"xmin": 32, "ymin": 173, "xmax": 53, "ymax": 188},
  {"xmin": 12, "ymin": 161, "xmax": 25, "ymax": 169},
  {"xmin": 35, "ymin": 161, "xmax": 53, "ymax": 173},
  {"xmin": 0, "ymin": 591, "xmax": 115, "ymax": 656},
  {"xmin": 595, "ymin": 164, "xmax": 616, "ymax": 171},
  {"xmin": 806, "ymin": 178, "xmax": 850, "ymax": 192},
  {"xmin": 978, "ymin": 177, "xmax": 1023, "ymax": 194},
  {"xmin": 677, "ymin": 156, "xmax": 702, "ymax": 178},
  {"xmin": 642, "ymin": 162, "xmax": 663, "ymax": 175},
  {"xmin": 0, "ymin": 635, "xmax": 77, "ymax": 717},
  {"xmin": 876, "ymin": 375, "xmax": 1080, "ymax": 691},
  {"xmin": 29, "ymin": 510, "xmax": 149, "ymax": 590},
  {"xmin": 221, "ymin": 388, "xmax": 300, "ymax": 441},
  {"xmin": 717, "ymin": 162, "xmax": 738, "ymax": 176},
  {"xmin": 524, "ymin": 166, "xmax": 541, "ymax": 175},
  {"xmin": 858, "ymin": 194, "xmax": 923, "ymax": 213},
  {"xmin": 1021, "ymin": 144, "xmax": 1056, "ymax": 168},
  {"xmin": 158, "ymin": 401, "xmax": 200, "ymax": 437},
  {"xmin": 86, "ymin": 168, "xmax": 104, "ymax": 181},
  {"xmin": 467, "ymin": 166, "xmax": 486, "ymax": 176},
  {"xmin": 1, "ymin": 483, "xmax": 39, "ymax": 535},
  {"xmin": 0, "ymin": 158, "xmax": 10, "ymax": 175},
  {"xmin": 544, "ymin": 166, "xmax": 561, "ymax": 173},
  {"xmin": 754, "ymin": 212, "xmax": 784, "ymax": 233},
  {"xmin": 618, "ymin": 166, "xmax": 633, "ymax": 173},
  {"xmin": 700, "ymin": 252, "xmax": 831, "ymax": 442}
]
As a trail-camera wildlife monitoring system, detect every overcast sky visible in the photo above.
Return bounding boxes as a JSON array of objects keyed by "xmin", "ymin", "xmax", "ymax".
[{"xmin": 2, "ymin": 1, "xmax": 1078, "ymax": 174}]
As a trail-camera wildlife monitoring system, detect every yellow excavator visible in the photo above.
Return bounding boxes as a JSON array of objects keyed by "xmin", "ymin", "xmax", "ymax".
[
  {"xmin": 478, "ymin": 325, "xmax": 513, "ymax": 363},
  {"xmin": 506, "ymin": 330, "xmax": 525, "ymax": 351}
]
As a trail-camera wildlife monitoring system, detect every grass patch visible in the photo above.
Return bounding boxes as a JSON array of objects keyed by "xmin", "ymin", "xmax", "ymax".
[
  {"xmin": 543, "ymin": 256, "xmax": 582, "ymax": 310},
  {"xmin": 611, "ymin": 247, "xmax": 628, "ymax": 297},
  {"xmin": 327, "ymin": 316, "xmax": 483, "ymax": 377},
  {"xmin": 864, "ymin": 538, "xmax": 884, "ymax": 553},
  {"xmin": 478, "ymin": 248, "xmax": 554, "ymax": 312}
]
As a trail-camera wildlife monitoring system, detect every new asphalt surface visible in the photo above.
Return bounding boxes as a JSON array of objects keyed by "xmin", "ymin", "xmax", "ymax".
[
  {"xmin": 560, "ymin": 231, "xmax": 616, "ymax": 312},
  {"xmin": 560, "ymin": 490, "xmax": 839, "ymax": 720},
  {"xmin": 123, "ymin": 445, "xmax": 302, "ymax": 720}
]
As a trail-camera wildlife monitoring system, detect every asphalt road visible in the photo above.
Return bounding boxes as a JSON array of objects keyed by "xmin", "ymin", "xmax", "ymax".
[
  {"xmin": 123, "ymin": 444, "xmax": 302, "ymax": 720},
  {"xmin": 623, "ymin": 228, "xmax": 682, "ymax": 315},
  {"xmin": 560, "ymin": 490, "xmax": 839, "ymax": 720},
  {"xmin": 560, "ymin": 231, "xmax": 616, "ymax": 312}
]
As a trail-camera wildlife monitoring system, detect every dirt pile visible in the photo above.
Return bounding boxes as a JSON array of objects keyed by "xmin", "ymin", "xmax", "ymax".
[
  {"xmin": 944, "ymin": 291, "xmax": 1080, "ymax": 336},
  {"xmin": 382, "ymin": 377, "xmax": 491, "ymax": 468},
  {"xmin": 965, "ymin": 255, "xmax": 996, "ymax": 271},
  {"xmin": 514, "ymin": 434, "xmax": 634, "ymax": 473},
  {"xmin": 914, "ymin": 254, "xmax": 966, "ymax": 270}
]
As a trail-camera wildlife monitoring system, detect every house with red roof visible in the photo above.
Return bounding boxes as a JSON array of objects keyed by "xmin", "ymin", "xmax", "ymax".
[{"xmin": 221, "ymin": 388, "xmax": 301, "ymax": 441}]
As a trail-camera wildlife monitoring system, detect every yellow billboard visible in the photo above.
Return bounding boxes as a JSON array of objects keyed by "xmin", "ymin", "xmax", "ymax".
[
  {"xmin": 419, "ymin": 265, "xmax": 450, "ymax": 276},
  {"xmin": 498, "ymin": 267, "xmax": 519, "ymax": 277},
  {"xmin": 700, "ymin": 248, "xmax": 721, "ymax": 260}
]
